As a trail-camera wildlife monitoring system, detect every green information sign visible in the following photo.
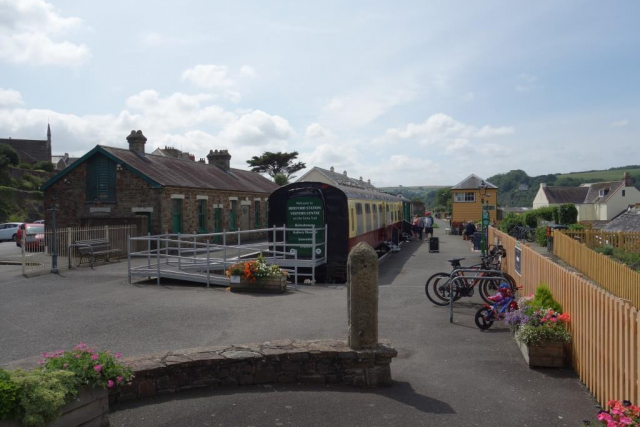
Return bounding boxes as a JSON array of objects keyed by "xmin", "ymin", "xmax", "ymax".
[
  {"xmin": 481, "ymin": 210, "xmax": 490, "ymax": 226},
  {"xmin": 286, "ymin": 197, "xmax": 325, "ymax": 258}
]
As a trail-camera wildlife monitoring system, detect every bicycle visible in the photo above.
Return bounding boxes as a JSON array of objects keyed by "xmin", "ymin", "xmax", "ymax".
[
  {"xmin": 424, "ymin": 253, "xmax": 517, "ymax": 306},
  {"xmin": 510, "ymin": 226, "xmax": 535, "ymax": 242},
  {"xmin": 474, "ymin": 284, "xmax": 521, "ymax": 330}
]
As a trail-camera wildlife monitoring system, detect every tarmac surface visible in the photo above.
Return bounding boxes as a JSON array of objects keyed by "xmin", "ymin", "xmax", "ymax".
[{"xmin": 0, "ymin": 219, "xmax": 598, "ymax": 426}]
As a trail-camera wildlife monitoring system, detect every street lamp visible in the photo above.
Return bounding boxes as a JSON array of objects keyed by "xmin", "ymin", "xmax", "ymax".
[{"xmin": 478, "ymin": 181, "xmax": 490, "ymax": 256}]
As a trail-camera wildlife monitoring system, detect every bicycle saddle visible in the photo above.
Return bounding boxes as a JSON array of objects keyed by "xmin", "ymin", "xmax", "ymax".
[{"xmin": 448, "ymin": 258, "xmax": 465, "ymax": 265}]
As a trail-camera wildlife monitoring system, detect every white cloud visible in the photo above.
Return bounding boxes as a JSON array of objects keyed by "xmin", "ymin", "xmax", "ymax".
[
  {"xmin": 611, "ymin": 119, "xmax": 629, "ymax": 128},
  {"xmin": 0, "ymin": 90, "xmax": 296, "ymax": 165},
  {"xmin": 0, "ymin": 0, "xmax": 89, "ymax": 66},
  {"xmin": 378, "ymin": 113, "xmax": 514, "ymax": 145},
  {"xmin": 239, "ymin": 65, "xmax": 257, "ymax": 78},
  {"xmin": 182, "ymin": 65, "xmax": 234, "ymax": 90},
  {"xmin": 304, "ymin": 123, "xmax": 336, "ymax": 141},
  {"xmin": 321, "ymin": 76, "xmax": 418, "ymax": 127},
  {"xmin": 0, "ymin": 88, "xmax": 24, "ymax": 107},
  {"xmin": 515, "ymin": 73, "xmax": 539, "ymax": 92},
  {"xmin": 461, "ymin": 91, "xmax": 475, "ymax": 102}
]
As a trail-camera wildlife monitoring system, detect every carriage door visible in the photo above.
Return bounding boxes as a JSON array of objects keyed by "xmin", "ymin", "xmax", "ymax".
[
  {"xmin": 241, "ymin": 201, "xmax": 251, "ymax": 231},
  {"xmin": 286, "ymin": 192, "xmax": 325, "ymax": 258}
]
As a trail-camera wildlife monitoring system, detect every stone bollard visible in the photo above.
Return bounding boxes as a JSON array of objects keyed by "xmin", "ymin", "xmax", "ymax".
[{"xmin": 347, "ymin": 242, "xmax": 378, "ymax": 350}]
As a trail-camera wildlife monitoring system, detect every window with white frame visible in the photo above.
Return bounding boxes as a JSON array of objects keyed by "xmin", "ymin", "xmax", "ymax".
[{"xmin": 454, "ymin": 192, "xmax": 476, "ymax": 203}]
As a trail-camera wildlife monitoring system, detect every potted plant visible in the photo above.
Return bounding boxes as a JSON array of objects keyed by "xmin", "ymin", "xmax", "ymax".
[
  {"xmin": 0, "ymin": 344, "xmax": 133, "ymax": 427},
  {"xmin": 584, "ymin": 400, "xmax": 640, "ymax": 426},
  {"xmin": 226, "ymin": 256, "xmax": 289, "ymax": 293},
  {"xmin": 504, "ymin": 284, "xmax": 571, "ymax": 368}
]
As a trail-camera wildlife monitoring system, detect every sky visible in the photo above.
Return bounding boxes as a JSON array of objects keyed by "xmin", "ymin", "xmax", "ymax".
[{"xmin": 0, "ymin": 0, "xmax": 638, "ymax": 187}]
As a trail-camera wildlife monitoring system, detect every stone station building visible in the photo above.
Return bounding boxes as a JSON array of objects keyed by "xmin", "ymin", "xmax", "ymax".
[{"xmin": 41, "ymin": 131, "xmax": 278, "ymax": 236}]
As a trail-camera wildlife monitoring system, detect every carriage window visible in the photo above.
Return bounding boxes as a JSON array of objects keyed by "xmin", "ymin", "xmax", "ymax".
[
  {"xmin": 372, "ymin": 204, "xmax": 379, "ymax": 230},
  {"xmin": 350, "ymin": 208, "xmax": 355, "ymax": 231},
  {"xmin": 355, "ymin": 203, "xmax": 364, "ymax": 235},
  {"xmin": 365, "ymin": 204, "xmax": 372, "ymax": 232}
]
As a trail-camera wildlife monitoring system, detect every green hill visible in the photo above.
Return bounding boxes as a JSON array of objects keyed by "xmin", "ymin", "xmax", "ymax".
[{"xmin": 556, "ymin": 166, "xmax": 640, "ymax": 181}]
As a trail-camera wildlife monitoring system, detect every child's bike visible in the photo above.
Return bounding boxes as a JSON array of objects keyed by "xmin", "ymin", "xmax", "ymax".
[{"xmin": 474, "ymin": 284, "xmax": 520, "ymax": 330}]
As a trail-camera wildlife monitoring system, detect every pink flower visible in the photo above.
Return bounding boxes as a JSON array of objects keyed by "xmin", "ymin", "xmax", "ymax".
[
  {"xmin": 611, "ymin": 408, "xmax": 625, "ymax": 416},
  {"xmin": 74, "ymin": 343, "xmax": 88, "ymax": 351},
  {"xmin": 94, "ymin": 364, "xmax": 102, "ymax": 373},
  {"xmin": 619, "ymin": 415, "xmax": 634, "ymax": 425},
  {"xmin": 63, "ymin": 363, "xmax": 68, "ymax": 369},
  {"xmin": 39, "ymin": 360, "xmax": 44, "ymax": 365},
  {"xmin": 597, "ymin": 412, "xmax": 613, "ymax": 422},
  {"xmin": 107, "ymin": 380, "xmax": 115, "ymax": 388},
  {"xmin": 116, "ymin": 376, "xmax": 123, "ymax": 383},
  {"xmin": 91, "ymin": 354, "xmax": 99, "ymax": 361},
  {"xmin": 115, "ymin": 352, "xmax": 121, "ymax": 359},
  {"xmin": 75, "ymin": 354, "xmax": 81, "ymax": 359}
]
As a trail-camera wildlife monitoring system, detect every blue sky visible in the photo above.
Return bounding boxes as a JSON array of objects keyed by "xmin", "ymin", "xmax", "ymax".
[{"xmin": 1, "ymin": 0, "xmax": 638, "ymax": 186}]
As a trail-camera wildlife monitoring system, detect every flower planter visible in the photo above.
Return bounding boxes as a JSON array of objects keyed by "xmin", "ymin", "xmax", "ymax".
[
  {"xmin": 515, "ymin": 336, "xmax": 566, "ymax": 368},
  {"xmin": 0, "ymin": 386, "xmax": 109, "ymax": 427},
  {"xmin": 229, "ymin": 276, "xmax": 287, "ymax": 293}
]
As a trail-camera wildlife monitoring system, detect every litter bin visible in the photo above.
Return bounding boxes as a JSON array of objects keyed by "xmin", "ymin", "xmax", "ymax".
[
  {"xmin": 429, "ymin": 237, "xmax": 439, "ymax": 253},
  {"xmin": 473, "ymin": 232, "xmax": 482, "ymax": 251}
]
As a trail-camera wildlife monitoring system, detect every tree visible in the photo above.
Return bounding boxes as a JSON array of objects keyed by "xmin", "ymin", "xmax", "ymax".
[
  {"xmin": 246, "ymin": 151, "xmax": 306, "ymax": 179},
  {"xmin": 32, "ymin": 161, "xmax": 54, "ymax": 172},
  {"xmin": 0, "ymin": 144, "xmax": 19, "ymax": 169},
  {"xmin": 274, "ymin": 173, "xmax": 289, "ymax": 186},
  {"xmin": 435, "ymin": 187, "xmax": 452, "ymax": 213}
]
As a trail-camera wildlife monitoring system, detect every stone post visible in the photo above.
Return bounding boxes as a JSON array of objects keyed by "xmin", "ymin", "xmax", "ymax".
[{"xmin": 347, "ymin": 242, "xmax": 378, "ymax": 350}]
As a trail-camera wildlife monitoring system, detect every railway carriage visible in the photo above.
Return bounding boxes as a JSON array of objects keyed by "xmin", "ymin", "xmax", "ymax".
[{"xmin": 268, "ymin": 181, "xmax": 412, "ymax": 282}]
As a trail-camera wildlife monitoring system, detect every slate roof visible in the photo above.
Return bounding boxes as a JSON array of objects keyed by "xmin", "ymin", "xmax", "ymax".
[
  {"xmin": 542, "ymin": 186, "xmax": 589, "ymax": 204},
  {"xmin": 0, "ymin": 138, "xmax": 51, "ymax": 163},
  {"xmin": 451, "ymin": 174, "xmax": 498, "ymax": 190},
  {"xmin": 602, "ymin": 208, "xmax": 640, "ymax": 232},
  {"xmin": 310, "ymin": 167, "xmax": 377, "ymax": 191},
  {"xmin": 583, "ymin": 181, "xmax": 624, "ymax": 204},
  {"xmin": 42, "ymin": 145, "xmax": 278, "ymax": 194}
]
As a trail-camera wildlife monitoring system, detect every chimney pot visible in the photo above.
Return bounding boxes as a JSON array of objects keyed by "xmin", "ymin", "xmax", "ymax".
[
  {"xmin": 330, "ymin": 166, "xmax": 334, "ymax": 172},
  {"xmin": 343, "ymin": 171, "xmax": 347, "ymax": 176},
  {"xmin": 624, "ymin": 172, "xmax": 634, "ymax": 187},
  {"xmin": 207, "ymin": 149, "xmax": 231, "ymax": 171},
  {"xmin": 126, "ymin": 130, "xmax": 147, "ymax": 154}
]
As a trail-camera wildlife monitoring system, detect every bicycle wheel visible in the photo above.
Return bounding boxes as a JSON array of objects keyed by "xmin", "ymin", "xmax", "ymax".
[
  {"xmin": 425, "ymin": 272, "xmax": 455, "ymax": 306},
  {"xmin": 525, "ymin": 230, "xmax": 535, "ymax": 242},
  {"xmin": 479, "ymin": 272, "xmax": 518, "ymax": 303},
  {"xmin": 475, "ymin": 308, "xmax": 494, "ymax": 330}
]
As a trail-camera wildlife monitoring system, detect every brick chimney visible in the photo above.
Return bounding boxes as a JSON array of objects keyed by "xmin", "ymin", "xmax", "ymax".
[
  {"xmin": 198, "ymin": 158, "xmax": 206, "ymax": 164},
  {"xmin": 207, "ymin": 149, "xmax": 231, "ymax": 171},
  {"xmin": 127, "ymin": 130, "xmax": 147, "ymax": 154},
  {"xmin": 624, "ymin": 172, "xmax": 634, "ymax": 187}
]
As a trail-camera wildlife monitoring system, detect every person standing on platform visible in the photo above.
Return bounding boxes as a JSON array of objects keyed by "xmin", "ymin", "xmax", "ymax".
[
  {"xmin": 423, "ymin": 211, "xmax": 434, "ymax": 241},
  {"xmin": 412, "ymin": 215, "xmax": 421, "ymax": 241}
]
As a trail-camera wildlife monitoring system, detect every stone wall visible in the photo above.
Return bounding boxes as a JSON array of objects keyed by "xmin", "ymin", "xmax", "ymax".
[{"xmin": 110, "ymin": 339, "xmax": 397, "ymax": 404}]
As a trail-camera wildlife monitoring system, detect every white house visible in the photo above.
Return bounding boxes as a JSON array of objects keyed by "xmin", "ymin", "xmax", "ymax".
[{"xmin": 532, "ymin": 172, "xmax": 640, "ymax": 221}]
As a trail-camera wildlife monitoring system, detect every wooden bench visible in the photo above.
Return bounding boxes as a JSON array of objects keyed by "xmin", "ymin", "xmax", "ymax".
[{"xmin": 70, "ymin": 239, "xmax": 122, "ymax": 269}]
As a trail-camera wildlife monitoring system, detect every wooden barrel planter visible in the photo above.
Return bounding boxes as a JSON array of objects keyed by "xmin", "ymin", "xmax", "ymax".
[
  {"xmin": 229, "ymin": 276, "xmax": 287, "ymax": 293},
  {"xmin": 515, "ymin": 337, "xmax": 566, "ymax": 368},
  {"xmin": 0, "ymin": 386, "xmax": 109, "ymax": 427}
]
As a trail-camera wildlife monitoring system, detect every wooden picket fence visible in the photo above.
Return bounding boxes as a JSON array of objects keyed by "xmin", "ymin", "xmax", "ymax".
[
  {"xmin": 554, "ymin": 231, "xmax": 640, "ymax": 309},
  {"xmin": 489, "ymin": 227, "xmax": 640, "ymax": 407},
  {"xmin": 562, "ymin": 230, "xmax": 640, "ymax": 254}
]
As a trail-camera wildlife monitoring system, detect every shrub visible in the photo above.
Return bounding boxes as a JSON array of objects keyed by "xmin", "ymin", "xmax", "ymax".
[
  {"xmin": 32, "ymin": 161, "xmax": 54, "ymax": 172},
  {"xmin": 504, "ymin": 295, "xmax": 571, "ymax": 345},
  {"xmin": 0, "ymin": 144, "xmax": 19, "ymax": 167},
  {"xmin": 568, "ymin": 223, "xmax": 585, "ymax": 230},
  {"xmin": 0, "ymin": 368, "xmax": 18, "ymax": 421},
  {"xmin": 613, "ymin": 248, "xmax": 640, "ymax": 271},
  {"xmin": 535, "ymin": 226, "xmax": 547, "ymax": 247},
  {"xmin": 10, "ymin": 369, "xmax": 77, "ymax": 427},
  {"xmin": 558, "ymin": 203, "xmax": 578, "ymax": 225},
  {"xmin": 595, "ymin": 245, "xmax": 614, "ymax": 256},
  {"xmin": 498, "ymin": 212, "xmax": 526, "ymax": 234},
  {"xmin": 17, "ymin": 162, "xmax": 32, "ymax": 170},
  {"xmin": 552, "ymin": 207, "xmax": 559, "ymax": 224},
  {"xmin": 532, "ymin": 283, "xmax": 563, "ymax": 313},
  {"xmin": 42, "ymin": 344, "xmax": 133, "ymax": 390}
]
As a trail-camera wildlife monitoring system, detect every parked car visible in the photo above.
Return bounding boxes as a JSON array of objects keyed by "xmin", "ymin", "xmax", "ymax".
[
  {"xmin": 16, "ymin": 223, "xmax": 45, "ymax": 251},
  {"xmin": 33, "ymin": 220, "xmax": 45, "ymax": 224},
  {"xmin": 0, "ymin": 222, "xmax": 22, "ymax": 242}
]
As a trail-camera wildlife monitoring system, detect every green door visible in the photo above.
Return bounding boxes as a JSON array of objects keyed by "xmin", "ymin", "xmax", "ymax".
[
  {"xmin": 172, "ymin": 199, "xmax": 182, "ymax": 233},
  {"xmin": 214, "ymin": 207, "xmax": 222, "ymax": 243}
]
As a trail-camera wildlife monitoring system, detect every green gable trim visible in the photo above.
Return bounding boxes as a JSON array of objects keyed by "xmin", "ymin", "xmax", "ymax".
[{"xmin": 40, "ymin": 146, "xmax": 162, "ymax": 191}]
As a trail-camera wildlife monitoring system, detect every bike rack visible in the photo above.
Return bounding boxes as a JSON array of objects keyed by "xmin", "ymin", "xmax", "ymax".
[{"xmin": 447, "ymin": 268, "xmax": 507, "ymax": 324}]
